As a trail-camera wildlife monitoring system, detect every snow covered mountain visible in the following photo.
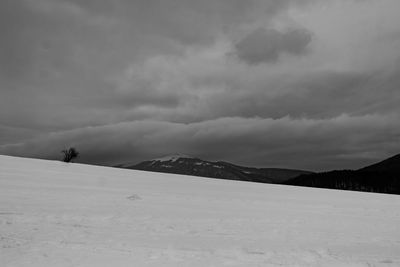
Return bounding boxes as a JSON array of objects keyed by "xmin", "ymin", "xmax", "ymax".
[
  {"xmin": 124, "ymin": 154, "xmax": 312, "ymax": 184},
  {"xmin": 1, "ymin": 155, "xmax": 400, "ymax": 266}
]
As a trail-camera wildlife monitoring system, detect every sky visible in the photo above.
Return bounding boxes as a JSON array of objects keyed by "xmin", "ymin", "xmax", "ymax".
[{"xmin": 1, "ymin": 0, "xmax": 400, "ymax": 171}]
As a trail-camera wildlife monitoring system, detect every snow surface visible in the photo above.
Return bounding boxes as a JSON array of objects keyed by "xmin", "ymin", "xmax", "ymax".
[
  {"xmin": 1, "ymin": 155, "xmax": 400, "ymax": 267},
  {"xmin": 152, "ymin": 154, "xmax": 192, "ymax": 163}
]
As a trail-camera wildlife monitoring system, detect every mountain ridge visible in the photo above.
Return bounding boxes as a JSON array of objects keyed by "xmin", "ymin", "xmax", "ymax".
[{"xmin": 122, "ymin": 155, "xmax": 312, "ymax": 184}]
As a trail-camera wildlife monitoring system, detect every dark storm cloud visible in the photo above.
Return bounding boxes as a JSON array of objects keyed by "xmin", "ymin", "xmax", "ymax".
[
  {"xmin": 0, "ymin": 125, "xmax": 41, "ymax": 145},
  {"xmin": 0, "ymin": 0, "xmax": 311, "ymax": 79},
  {"xmin": 1, "ymin": 0, "xmax": 400, "ymax": 170},
  {"xmin": 200, "ymin": 66, "xmax": 400, "ymax": 120},
  {"xmin": 65, "ymin": 0, "xmax": 253, "ymax": 45},
  {"xmin": 1, "ymin": 114, "xmax": 399, "ymax": 171},
  {"xmin": 0, "ymin": 0, "xmax": 187, "ymax": 129},
  {"xmin": 234, "ymin": 28, "xmax": 312, "ymax": 64},
  {"xmin": 65, "ymin": 0, "xmax": 312, "ymax": 45},
  {"xmin": 0, "ymin": 0, "xmax": 35, "ymax": 78},
  {"xmin": 0, "ymin": 0, "xmax": 292, "ymax": 129}
]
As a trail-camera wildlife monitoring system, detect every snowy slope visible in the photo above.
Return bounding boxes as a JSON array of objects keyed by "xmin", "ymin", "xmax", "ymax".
[
  {"xmin": 1, "ymin": 155, "xmax": 400, "ymax": 267},
  {"xmin": 152, "ymin": 154, "xmax": 192, "ymax": 162}
]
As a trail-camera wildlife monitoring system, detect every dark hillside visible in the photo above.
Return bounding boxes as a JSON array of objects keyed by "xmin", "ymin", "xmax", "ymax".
[{"xmin": 285, "ymin": 154, "xmax": 400, "ymax": 194}]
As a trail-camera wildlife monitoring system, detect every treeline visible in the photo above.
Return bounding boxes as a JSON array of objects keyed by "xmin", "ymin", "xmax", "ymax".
[{"xmin": 285, "ymin": 170, "xmax": 400, "ymax": 194}]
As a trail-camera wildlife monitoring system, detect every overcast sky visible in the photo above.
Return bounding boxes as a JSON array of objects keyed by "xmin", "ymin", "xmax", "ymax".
[{"xmin": 1, "ymin": 0, "xmax": 400, "ymax": 171}]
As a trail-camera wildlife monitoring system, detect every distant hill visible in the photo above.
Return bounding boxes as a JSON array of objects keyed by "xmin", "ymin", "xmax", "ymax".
[
  {"xmin": 285, "ymin": 154, "xmax": 400, "ymax": 194},
  {"xmin": 122, "ymin": 154, "xmax": 312, "ymax": 184},
  {"xmin": 360, "ymin": 153, "xmax": 400, "ymax": 172}
]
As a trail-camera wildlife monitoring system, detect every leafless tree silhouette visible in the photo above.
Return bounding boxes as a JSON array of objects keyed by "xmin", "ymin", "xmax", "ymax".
[{"xmin": 61, "ymin": 147, "xmax": 79, "ymax": 163}]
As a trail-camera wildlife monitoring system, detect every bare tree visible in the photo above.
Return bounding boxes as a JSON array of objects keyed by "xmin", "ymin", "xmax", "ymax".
[{"xmin": 61, "ymin": 147, "xmax": 79, "ymax": 163}]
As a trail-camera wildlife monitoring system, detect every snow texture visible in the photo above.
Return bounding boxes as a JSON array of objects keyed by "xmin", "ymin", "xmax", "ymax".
[
  {"xmin": 1, "ymin": 155, "xmax": 400, "ymax": 266},
  {"xmin": 152, "ymin": 154, "xmax": 191, "ymax": 162}
]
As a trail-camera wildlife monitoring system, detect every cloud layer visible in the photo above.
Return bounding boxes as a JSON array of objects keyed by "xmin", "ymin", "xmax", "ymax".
[
  {"xmin": 1, "ymin": 0, "xmax": 400, "ymax": 170},
  {"xmin": 2, "ymin": 114, "xmax": 399, "ymax": 171},
  {"xmin": 234, "ymin": 28, "xmax": 312, "ymax": 64}
]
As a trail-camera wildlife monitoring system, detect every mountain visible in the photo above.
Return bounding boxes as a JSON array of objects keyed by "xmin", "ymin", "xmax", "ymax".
[
  {"xmin": 123, "ymin": 154, "xmax": 312, "ymax": 184},
  {"xmin": 285, "ymin": 153, "xmax": 400, "ymax": 194}
]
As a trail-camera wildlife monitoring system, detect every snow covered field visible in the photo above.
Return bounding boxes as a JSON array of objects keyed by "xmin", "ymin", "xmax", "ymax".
[{"xmin": 1, "ymin": 155, "xmax": 400, "ymax": 267}]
